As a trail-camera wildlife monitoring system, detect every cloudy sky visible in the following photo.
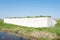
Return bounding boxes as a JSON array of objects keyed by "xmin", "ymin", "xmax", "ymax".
[{"xmin": 0, "ymin": 0, "xmax": 60, "ymax": 18}]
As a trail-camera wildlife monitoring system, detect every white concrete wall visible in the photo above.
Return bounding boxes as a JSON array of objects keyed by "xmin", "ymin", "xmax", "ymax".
[
  {"xmin": 4, "ymin": 17, "xmax": 57, "ymax": 28},
  {"xmin": 51, "ymin": 18, "xmax": 57, "ymax": 26}
]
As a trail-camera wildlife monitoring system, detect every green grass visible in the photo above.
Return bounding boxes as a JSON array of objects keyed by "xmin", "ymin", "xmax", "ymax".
[{"xmin": 55, "ymin": 19, "xmax": 60, "ymax": 36}]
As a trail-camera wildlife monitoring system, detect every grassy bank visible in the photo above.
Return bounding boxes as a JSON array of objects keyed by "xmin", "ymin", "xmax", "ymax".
[{"xmin": 55, "ymin": 19, "xmax": 60, "ymax": 36}]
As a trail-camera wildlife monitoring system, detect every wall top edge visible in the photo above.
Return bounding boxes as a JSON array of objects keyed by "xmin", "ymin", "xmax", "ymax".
[{"xmin": 4, "ymin": 16, "xmax": 51, "ymax": 18}]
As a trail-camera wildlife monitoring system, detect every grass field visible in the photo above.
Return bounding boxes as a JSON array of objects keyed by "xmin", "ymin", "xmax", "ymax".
[{"xmin": 0, "ymin": 19, "xmax": 60, "ymax": 40}]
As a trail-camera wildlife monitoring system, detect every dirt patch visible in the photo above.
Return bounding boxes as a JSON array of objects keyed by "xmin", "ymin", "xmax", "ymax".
[{"xmin": 30, "ymin": 31, "xmax": 58, "ymax": 40}]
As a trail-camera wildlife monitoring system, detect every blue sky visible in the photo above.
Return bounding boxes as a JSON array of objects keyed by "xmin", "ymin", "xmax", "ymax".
[{"xmin": 0, "ymin": 0, "xmax": 60, "ymax": 18}]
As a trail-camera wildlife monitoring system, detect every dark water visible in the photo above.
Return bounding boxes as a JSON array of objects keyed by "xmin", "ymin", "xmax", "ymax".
[{"xmin": 0, "ymin": 31, "xmax": 29, "ymax": 40}]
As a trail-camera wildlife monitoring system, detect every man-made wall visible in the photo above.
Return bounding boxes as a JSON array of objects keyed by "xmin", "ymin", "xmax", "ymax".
[
  {"xmin": 47, "ymin": 17, "xmax": 57, "ymax": 27},
  {"xmin": 4, "ymin": 17, "xmax": 57, "ymax": 28}
]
